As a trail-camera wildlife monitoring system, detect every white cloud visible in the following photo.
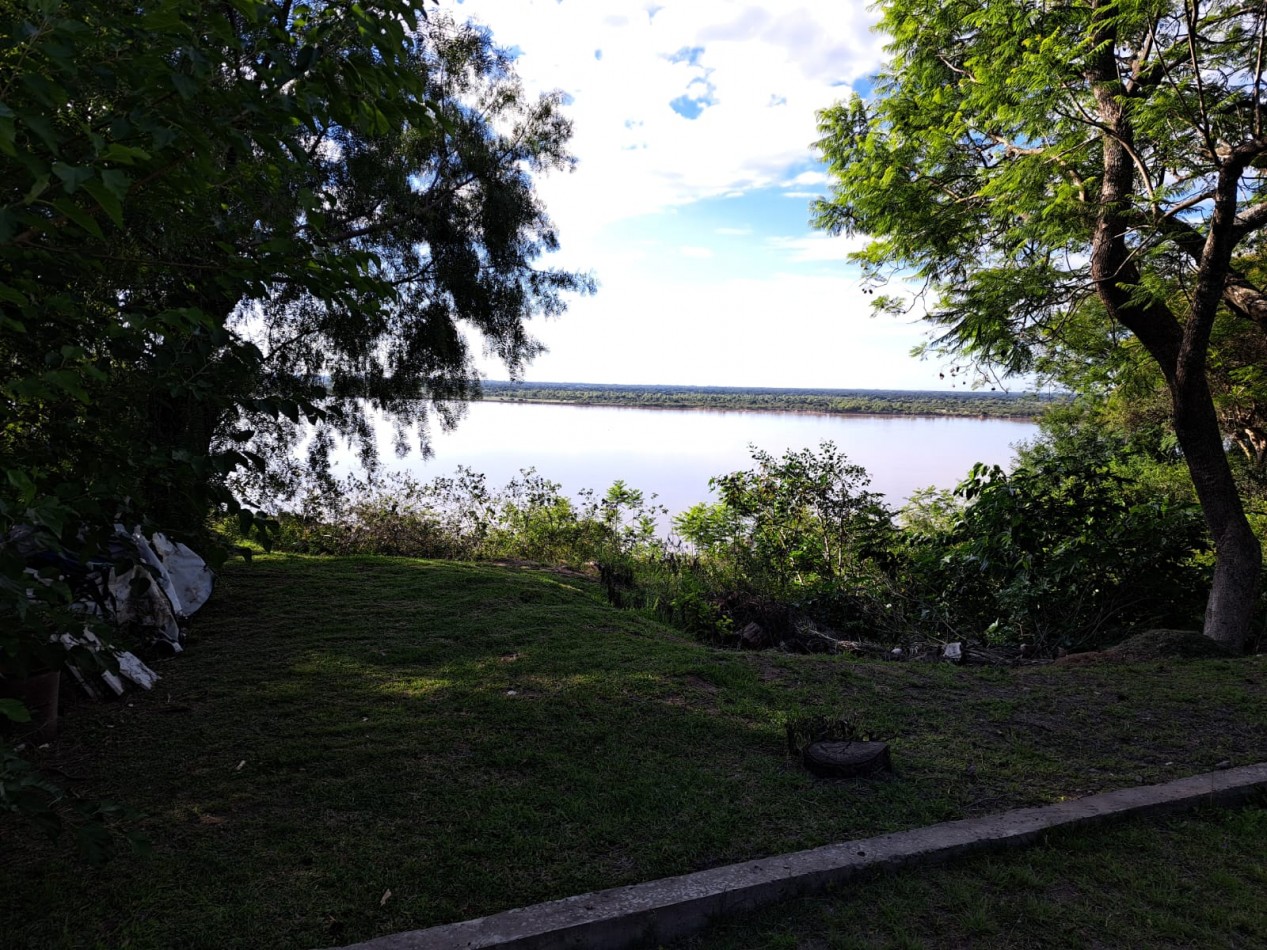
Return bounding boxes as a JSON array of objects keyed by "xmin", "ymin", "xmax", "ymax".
[
  {"xmin": 497, "ymin": 266, "xmax": 940, "ymax": 389},
  {"xmin": 453, "ymin": 1, "xmax": 885, "ymax": 240},
  {"xmin": 444, "ymin": 2, "xmax": 946, "ymax": 393},
  {"xmin": 766, "ymin": 232, "xmax": 868, "ymax": 263},
  {"xmin": 788, "ymin": 170, "xmax": 829, "ymax": 186}
]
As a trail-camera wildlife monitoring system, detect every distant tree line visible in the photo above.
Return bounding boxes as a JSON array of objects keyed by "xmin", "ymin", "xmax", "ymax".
[{"xmin": 479, "ymin": 381, "xmax": 1064, "ymax": 419}]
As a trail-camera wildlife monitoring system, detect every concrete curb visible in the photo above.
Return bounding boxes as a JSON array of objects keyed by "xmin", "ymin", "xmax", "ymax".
[{"xmin": 336, "ymin": 763, "xmax": 1267, "ymax": 950}]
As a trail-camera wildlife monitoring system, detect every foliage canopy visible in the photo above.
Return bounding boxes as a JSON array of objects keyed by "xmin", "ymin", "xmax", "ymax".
[
  {"xmin": 0, "ymin": 0, "xmax": 589, "ymax": 674},
  {"xmin": 815, "ymin": 0, "xmax": 1267, "ymax": 648}
]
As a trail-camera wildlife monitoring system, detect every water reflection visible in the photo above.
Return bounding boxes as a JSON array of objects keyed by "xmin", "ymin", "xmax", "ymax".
[{"xmin": 330, "ymin": 402, "xmax": 1038, "ymax": 518}]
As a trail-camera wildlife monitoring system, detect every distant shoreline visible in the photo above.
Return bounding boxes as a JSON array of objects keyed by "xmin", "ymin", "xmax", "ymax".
[{"xmin": 476, "ymin": 381, "xmax": 1066, "ymax": 421}]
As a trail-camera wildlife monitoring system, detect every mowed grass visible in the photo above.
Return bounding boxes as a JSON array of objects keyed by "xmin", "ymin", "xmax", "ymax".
[
  {"xmin": 678, "ymin": 805, "xmax": 1267, "ymax": 950},
  {"xmin": 2, "ymin": 554, "xmax": 1266, "ymax": 949}
]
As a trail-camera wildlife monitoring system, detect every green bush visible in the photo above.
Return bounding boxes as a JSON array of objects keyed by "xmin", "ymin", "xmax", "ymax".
[
  {"xmin": 900, "ymin": 424, "xmax": 1211, "ymax": 650},
  {"xmin": 219, "ymin": 424, "xmax": 1225, "ymax": 655},
  {"xmin": 671, "ymin": 443, "xmax": 899, "ymax": 640},
  {"xmin": 230, "ymin": 468, "xmax": 667, "ymax": 569}
]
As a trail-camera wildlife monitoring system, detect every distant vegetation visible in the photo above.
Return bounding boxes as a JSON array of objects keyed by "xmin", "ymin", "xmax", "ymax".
[{"xmin": 479, "ymin": 381, "xmax": 1066, "ymax": 419}]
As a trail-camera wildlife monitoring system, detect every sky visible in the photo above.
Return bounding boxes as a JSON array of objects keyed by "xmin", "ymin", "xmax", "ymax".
[{"xmin": 452, "ymin": 0, "xmax": 954, "ymax": 391}]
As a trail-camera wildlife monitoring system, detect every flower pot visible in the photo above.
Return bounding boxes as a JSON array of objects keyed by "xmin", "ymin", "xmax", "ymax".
[{"xmin": 0, "ymin": 669, "xmax": 61, "ymax": 745}]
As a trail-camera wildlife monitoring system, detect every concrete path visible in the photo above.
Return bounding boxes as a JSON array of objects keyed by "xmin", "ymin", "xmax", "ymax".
[{"xmin": 335, "ymin": 762, "xmax": 1267, "ymax": 950}]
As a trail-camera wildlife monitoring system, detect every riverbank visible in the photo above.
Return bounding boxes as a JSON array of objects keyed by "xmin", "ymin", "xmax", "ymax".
[
  {"xmin": 479, "ymin": 381, "xmax": 1067, "ymax": 420},
  {"xmin": 2, "ymin": 555, "xmax": 1261, "ymax": 948}
]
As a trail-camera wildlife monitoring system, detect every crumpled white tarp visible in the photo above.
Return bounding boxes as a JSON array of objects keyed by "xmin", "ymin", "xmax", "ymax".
[
  {"xmin": 108, "ymin": 527, "xmax": 217, "ymax": 653},
  {"xmin": 66, "ymin": 529, "xmax": 216, "ymax": 696},
  {"xmin": 59, "ymin": 627, "xmax": 160, "ymax": 698},
  {"xmin": 150, "ymin": 532, "xmax": 215, "ymax": 616}
]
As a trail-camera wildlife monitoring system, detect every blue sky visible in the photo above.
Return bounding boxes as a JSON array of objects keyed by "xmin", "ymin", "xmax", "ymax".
[{"xmin": 454, "ymin": 0, "xmax": 957, "ymax": 391}]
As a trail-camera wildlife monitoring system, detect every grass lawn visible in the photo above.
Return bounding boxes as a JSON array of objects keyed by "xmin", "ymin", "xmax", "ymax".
[
  {"xmin": 678, "ymin": 805, "xmax": 1267, "ymax": 949},
  {"xmin": 2, "ymin": 554, "xmax": 1265, "ymax": 949}
]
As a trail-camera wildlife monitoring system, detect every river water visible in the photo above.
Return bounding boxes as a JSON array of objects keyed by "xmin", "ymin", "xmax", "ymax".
[{"xmin": 333, "ymin": 401, "xmax": 1038, "ymax": 519}]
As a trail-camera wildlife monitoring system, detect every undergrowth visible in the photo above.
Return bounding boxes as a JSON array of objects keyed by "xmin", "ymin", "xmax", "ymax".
[{"xmin": 220, "ymin": 419, "xmax": 1249, "ymax": 657}]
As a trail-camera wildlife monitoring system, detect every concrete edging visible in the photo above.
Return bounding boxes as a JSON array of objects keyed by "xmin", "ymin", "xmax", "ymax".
[{"xmin": 335, "ymin": 762, "xmax": 1267, "ymax": 950}]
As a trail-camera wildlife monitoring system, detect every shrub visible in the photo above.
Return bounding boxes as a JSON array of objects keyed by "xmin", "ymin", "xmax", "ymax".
[
  {"xmin": 231, "ymin": 468, "xmax": 667, "ymax": 569},
  {"xmin": 901, "ymin": 425, "xmax": 1211, "ymax": 650},
  {"xmin": 671, "ymin": 443, "xmax": 899, "ymax": 639}
]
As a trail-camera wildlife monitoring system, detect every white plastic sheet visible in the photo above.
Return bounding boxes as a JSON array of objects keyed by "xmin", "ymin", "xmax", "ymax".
[
  {"xmin": 108, "ymin": 527, "xmax": 216, "ymax": 652},
  {"xmin": 67, "ymin": 529, "xmax": 216, "ymax": 696}
]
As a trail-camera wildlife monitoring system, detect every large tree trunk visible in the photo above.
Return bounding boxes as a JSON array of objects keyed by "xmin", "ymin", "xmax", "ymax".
[
  {"xmin": 142, "ymin": 389, "xmax": 226, "ymax": 539},
  {"xmin": 1171, "ymin": 370, "xmax": 1261, "ymax": 652},
  {"xmin": 1087, "ymin": 5, "xmax": 1260, "ymax": 652}
]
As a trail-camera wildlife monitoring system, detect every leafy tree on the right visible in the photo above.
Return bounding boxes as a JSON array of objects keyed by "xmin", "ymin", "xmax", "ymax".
[{"xmin": 815, "ymin": 0, "xmax": 1267, "ymax": 650}]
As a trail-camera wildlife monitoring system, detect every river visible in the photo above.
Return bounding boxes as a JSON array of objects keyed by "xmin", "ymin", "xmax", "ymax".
[{"xmin": 331, "ymin": 401, "xmax": 1038, "ymax": 520}]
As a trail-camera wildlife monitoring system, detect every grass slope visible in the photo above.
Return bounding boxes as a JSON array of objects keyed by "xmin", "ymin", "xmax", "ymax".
[{"xmin": 3, "ymin": 555, "xmax": 1265, "ymax": 948}]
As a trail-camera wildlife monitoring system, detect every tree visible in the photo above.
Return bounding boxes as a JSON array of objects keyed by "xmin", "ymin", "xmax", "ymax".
[
  {"xmin": 227, "ymin": 14, "xmax": 593, "ymax": 512},
  {"xmin": 3, "ymin": 0, "xmax": 433, "ymax": 546},
  {"xmin": 815, "ymin": 0, "xmax": 1267, "ymax": 650},
  {"xmin": 1, "ymin": 1, "xmax": 588, "ymax": 672}
]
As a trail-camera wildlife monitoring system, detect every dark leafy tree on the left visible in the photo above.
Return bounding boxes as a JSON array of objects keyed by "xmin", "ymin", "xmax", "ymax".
[{"xmin": 0, "ymin": 0, "xmax": 591, "ymax": 679}]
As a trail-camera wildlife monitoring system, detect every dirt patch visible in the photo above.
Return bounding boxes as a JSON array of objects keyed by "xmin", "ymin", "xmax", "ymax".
[
  {"xmin": 754, "ymin": 660, "xmax": 788, "ymax": 683},
  {"xmin": 487, "ymin": 558, "xmax": 596, "ymax": 582},
  {"xmin": 1107, "ymin": 628, "xmax": 1235, "ymax": 660},
  {"xmin": 1054, "ymin": 629, "xmax": 1236, "ymax": 666},
  {"xmin": 683, "ymin": 674, "xmax": 720, "ymax": 694}
]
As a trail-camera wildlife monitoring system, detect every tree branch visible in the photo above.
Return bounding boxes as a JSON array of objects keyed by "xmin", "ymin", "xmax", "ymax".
[
  {"xmin": 1185, "ymin": 0, "xmax": 1221, "ymax": 163},
  {"xmin": 1235, "ymin": 197, "xmax": 1267, "ymax": 238},
  {"xmin": 1087, "ymin": 0, "xmax": 1184, "ymax": 370},
  {"xmin": 1256, "ymin": 0, "xmax": 1267, "ymax": 137},
  {"xmin": 1147, "ymin": 211, "xmax": 1267, "ymax": 330}
]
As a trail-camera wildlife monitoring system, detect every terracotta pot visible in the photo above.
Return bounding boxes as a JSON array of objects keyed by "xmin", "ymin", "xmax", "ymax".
[{"xmin": 0, "ymin": 669, "xmax": 61, "ymax": 745}]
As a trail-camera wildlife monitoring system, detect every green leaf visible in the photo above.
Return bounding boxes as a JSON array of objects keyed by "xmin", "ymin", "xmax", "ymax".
[
  {"xmin": 99, "ymin": 168, "xmax": 131, "ymax": 198},
  {"xmin": 295, "ymin": 44, "xmax": 318, "ymax": 73},
  {"xmin": 50, "ymin": 197, "xmax": 103, "ymax": 238},
  {"xmin": 170, "ymin": 71, "xmax": 199, "ymax": 99},
  {"xmin": 141, "ymin": 6, "xmax": 188, "ymax": 31},
  {"xmin": 0, "ymin": 282, "xmax": 29, "ymax": 306},
  {"xmin": 0, "ymin": 115, "xmax": 15, "ymax": 157},
  {"xmin": 24, "ymin": 174, "xmax": 50, "ymax": 204},
  {"xmin": 51, "ymin": 162, "xmax": 93, "ymax": 194},
  {"xmin": 100, "ymin": 144, "xmax": 151, "ymax": 165},
  {"xmin": 82, "ymin": 180, "xmax": 123, "ymax": 227},
  {"xmin": 6, "ymin": 467, "xmax": 36, "ymax": 496},
  {"xmin": 40, "ymin": 367, "xmax": 90, "ymax": 400},
  {"xmin": 22, "ymin": 113, "xmax": 58, "ymax": 152},
  {"xmin": 0, "ymin": 699, "xmax": 31, "ymax": 723},
  {"xmin": 28, "ymin": 499, "xmax": 68, "ymax": 536}
]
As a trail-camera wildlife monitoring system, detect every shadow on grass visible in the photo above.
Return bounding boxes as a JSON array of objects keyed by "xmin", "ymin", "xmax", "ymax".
[{"xmin": 2, "ymin": 555, "xmax": 1264, "ymax": 950}]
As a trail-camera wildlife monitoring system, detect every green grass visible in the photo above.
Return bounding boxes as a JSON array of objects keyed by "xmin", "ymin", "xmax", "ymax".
[
  {"xmin": 3, "ymin": 554, "xmax": 1266, "ymax": 948},
  {"xmin": 677, "ymin": 805, "xmax": 1267, "ymax": 949}
]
